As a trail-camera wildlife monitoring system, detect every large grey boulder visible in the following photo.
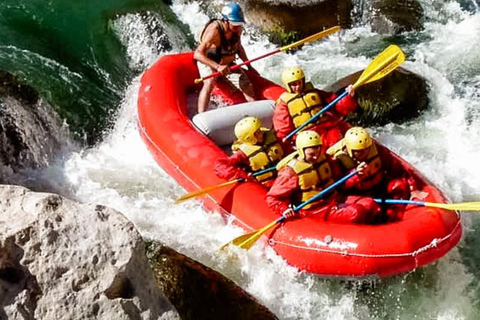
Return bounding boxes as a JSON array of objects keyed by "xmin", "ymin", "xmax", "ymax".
[{"xmin": 0, "ymin": 185, "xmax": 180, "ymax": 320}]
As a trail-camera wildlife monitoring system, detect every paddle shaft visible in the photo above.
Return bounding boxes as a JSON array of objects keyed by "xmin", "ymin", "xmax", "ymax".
[
  {"xmin": 280, "ymin": 169, "xmax": 358, "ymax": 220},
  {"xmin": 269, "ymin": 171, "xmax": 357, "ymax": 229},
  {"xmin": 373, "ymin": 199, "xmax": 480, "ymax": 211},
  {"xmin": 222, "ymin": 169, "xmax": 358, "ymax": 250},
  {"xmin": 282, "ymin": 53, "xmax": 397, "ymax": 142},
  {"xmin": 175, "ymin": 166, "xmax": 276, "ymax": 203},
  {"xmin": 196, "ymin": 49, "xmax": 281, "ymax": 83},
  {"xmin": 282, "ymin": 45, "xmax": 405, "ymax": 141},
  {"xmin": 294, "ymin": 169, "xmax": 358, "ymax": 211},
  {"xmin": 252, "ymin": 166, "xmax": 276, "ymax": 177},
  {"xmin": 283, "ymin": 91, "xmax": 348, "ymax": 141},
  {"xmin": 374, "ymin": 199, "xmax": 426, "ymax": 206},
  {"xmin": 195, "ymin": 26, "xmax": 341, "ymax": 84}
]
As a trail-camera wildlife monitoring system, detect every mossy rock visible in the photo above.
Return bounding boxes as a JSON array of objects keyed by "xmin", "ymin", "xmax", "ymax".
[
  {"xmin": 327, "ymin": 67, "xmax": 428, "ymax": 126},
  {"xmin": 240, "ymin": 0, "xmax": 353, "ymax": 45}
]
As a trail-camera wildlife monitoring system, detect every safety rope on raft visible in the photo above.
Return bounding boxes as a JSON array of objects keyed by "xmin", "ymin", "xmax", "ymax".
[{"xmin": 267, "ymin": 219, "xmax": 462, "ymax": 259}]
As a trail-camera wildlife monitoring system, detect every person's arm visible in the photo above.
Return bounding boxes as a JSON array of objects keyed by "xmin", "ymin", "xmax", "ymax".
[
  {"xmin": 236, "ymin": 43, "xmax": 248, "ymax": 63},
  {"xmin": 194, "ymin": 25, "xmax": 229, "ymax": 75},
  {"xmin": 266, "ymin": 167, "xmax": 298, "ymax": 215},
  {"xmin": 343, "ymin": 168, "xmax": 362, "ymax": 189},
  {"xmin": 320, "ymin": 87, "xmax": 357, "ymax": 117},
  {"xmin": 214, "ymin": 151, "xmax": 250, "ymax": 180},
  {"xmin": 236, "ymin": 44, "xmax": 258, "ymax": 73},
  {"xmin": 273, "ymin": 100, "xmax": 295, "ymax": 140}
]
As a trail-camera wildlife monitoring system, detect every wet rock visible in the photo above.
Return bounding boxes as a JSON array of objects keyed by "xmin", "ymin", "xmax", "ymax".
[
  {"xmin": 177, "ymin": 0, "xmax": 352, "ymax": 45},
  {"xmin": 0, "ymin": 185, "xmax": 180, "ymax": 320},
  {"xmin": 113, "ymin": 4, "xmax": 195, "ymax": 71},
  {"xmin": 368, "ymin": 0, "xmax": 424, "ymax": 35},
  {"xmin": 327, "ymin": 67, "xmax": 428, "ymax": 125},
  {"xmin": 139, "ymin": 11, "xmax": 174, "ymax": 55},
  {"xmin": 0, "ymin": 71, "xmax": 69, "ymax": 175},
  {"xmin": 241, "ymin": 0, "xmax": 353, "ymax": 45},
  {"xmin": 148, "ymin": 243, "xmax": 278, "ymax": 320}
]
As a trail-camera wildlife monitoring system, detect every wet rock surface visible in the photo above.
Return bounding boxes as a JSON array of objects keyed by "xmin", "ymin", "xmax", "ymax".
[
  {"xmin": 0, "ymin": 185, "xmax": 180, "ymax": 320},
  {"xmin": 327, "ymin": 67, "xmax": 429, "ymax": 126},
  {"xmin": 148, "ymin": 243, "xmax": 279, "ymax": 320},
  {"xmin": 0, "ymin": 71, "xmax": 68, "ymax": 176},
  {"xmin": 242, "ymin": 0, "xmax": 353, "ymax": 44},
  {"xmin": 368, "ymin": 0, "xmax": 424, "ymax": 35},
  {"xmin": 177, "ymin": 0, "xmax": 423, "ymax": 42},
  {"xmin": 0, "ymin": 185, "xmax": 278, "ymax": 320}
]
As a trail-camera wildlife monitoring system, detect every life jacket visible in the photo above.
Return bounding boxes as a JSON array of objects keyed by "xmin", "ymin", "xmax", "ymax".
[
  {"xmin": 287, "ymin": 154, "xmax": 335, "ymax": 209},
  {"xmin": 199, "ymin": 19, "xmax": 240, "ymax": 64},
  {"xmin": 232, "ymin": 128, "xmax": 284, "ymax": 182},
  {"xmin": 326, "ymin": 140, "xmax": 356, "ymax": 168},
  {"xmin": 327, "ymin": 140, "xmax": 383, "ymax": 191},
  {"xmin": 278, "ymin": 83, "xmax": 327, "ymax": 129}
]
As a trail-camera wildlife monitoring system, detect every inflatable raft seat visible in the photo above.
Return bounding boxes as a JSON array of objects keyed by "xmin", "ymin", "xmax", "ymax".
[{"xmin": 192, "ymin": 100, "xmax": 275, "ymax": 147}]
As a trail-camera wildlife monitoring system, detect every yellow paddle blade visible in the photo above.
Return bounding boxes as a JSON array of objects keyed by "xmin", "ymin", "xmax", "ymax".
[
  {"xmin": 220, "ymin": 219, "xmax": 280, "ymax": 251},
  {"xmin": 175, "ymin": 179, "xmax": 240, "ymax": 203},
  {"xmin": 352, "ymin": 45, "xmax": 406, "ymax": 90},
  {"xmin": 425, "ymin": 201, "xmax": 480, "ymax": 211},
  {"xmin": 281, "ymin": 26, "xmax": 341, "ymax": 52}
]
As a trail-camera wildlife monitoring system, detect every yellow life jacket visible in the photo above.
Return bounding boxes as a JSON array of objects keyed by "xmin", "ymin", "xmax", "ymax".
[
  {"xmin": 287, "ymin": 154, "xmax": 335, "ymax": 209},
  {"xmin": 328, "ymin": 139, "xmax": 383, "ymax": 191},
  {"xmin": 278, "ymin": 82, "xmax": 326, "ymax": 129},
  {"xmin": 233, "ymin": 128, "xmax": 284, "ymax": 182},
  {"xmin": 326, "ymin": 140, "xmax": 356, "ymax": 170}
]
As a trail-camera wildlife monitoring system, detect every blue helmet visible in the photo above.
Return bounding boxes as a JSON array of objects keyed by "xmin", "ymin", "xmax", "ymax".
[{"xmin": 221, "ymin": 3, "xmax": 245, "ymax": 25}]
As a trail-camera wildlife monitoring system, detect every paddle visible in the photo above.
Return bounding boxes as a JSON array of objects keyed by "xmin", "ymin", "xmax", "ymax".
[
  {"xmin": 175, "ymin": 166, "xmax": 276, "ymax": 203},
  {"xmin": 283, "ymin": 44, "xmax": 406, "ymax": 142},
  {"xmin": 221, "ymin": 169, "xmax": 359, "ymax": 250},
  {"xmin": 374, "ymin": 199, "xmax": 480, "ymax": 211},
  {"xmin": 194, "ymin": 26, "xmax": 341, "ymax": 84}
]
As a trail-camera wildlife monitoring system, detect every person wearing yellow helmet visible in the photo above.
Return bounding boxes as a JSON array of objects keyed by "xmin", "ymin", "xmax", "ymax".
[
  {"xmin": 266, "ymin": 130, "xmax": 381, "ymax": 223},
  {"xmin": 214, "ymin": 116, "xmax": 283, "ymax": 187},
  {"xmin": 273, "ymin": 66, "xmax": 357, "ymax": 153},
  {"xmin": 327, "ymin": 127, "xmax": 419, "ymax": 221},
  {"xmin": 194, "ymin": 2, "xmax": 258, "ymax": 113}
]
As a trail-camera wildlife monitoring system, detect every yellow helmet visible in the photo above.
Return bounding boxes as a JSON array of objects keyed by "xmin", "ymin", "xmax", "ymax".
[
  {"xmin": 344, "ymin": 127, "xmax": 372, "ymax": 156},
  {"xmin": 296, "ymin": 130, "xmax": 322, "ymax": 159},
  {"xmin": 234, "ymin": 116, "xmax": 262, "ymax": 144},
  {"xmin": 281, "ymin": 66, "xmax": 305, "ymax": 92}
]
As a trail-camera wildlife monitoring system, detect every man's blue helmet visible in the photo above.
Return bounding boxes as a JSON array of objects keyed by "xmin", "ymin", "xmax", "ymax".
[{"xmin": 221, "ymin": 3, "xmax": 245, "ymax": 25}]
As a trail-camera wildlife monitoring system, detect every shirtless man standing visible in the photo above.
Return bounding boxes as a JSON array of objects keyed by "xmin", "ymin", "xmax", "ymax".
[{"xmin": 194, "ymin": 2, "xmax": 257, "ymax": 113}]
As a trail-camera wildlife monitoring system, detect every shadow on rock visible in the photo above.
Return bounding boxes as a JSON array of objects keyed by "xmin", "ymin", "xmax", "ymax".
[{"xmin": 148, "ymin": 242, "xmax": 278, "ymax": 320}]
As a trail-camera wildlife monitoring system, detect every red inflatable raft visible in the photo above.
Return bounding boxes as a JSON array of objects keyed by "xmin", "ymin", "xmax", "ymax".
[{"xmin": 137, "ymin": 52, "xmax": 462, "ymax": 278}]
